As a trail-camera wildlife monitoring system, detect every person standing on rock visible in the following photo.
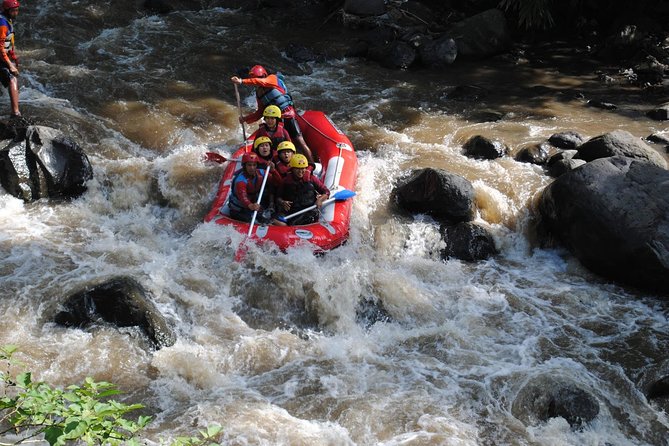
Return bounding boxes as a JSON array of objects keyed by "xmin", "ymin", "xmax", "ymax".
[
  {"xmin": 0, "ymin": 0, "xmax": 20, "ymax": 118},
  {"xmin": 231, "ymin": 65, "xmax": 314, "ymax": 164}
]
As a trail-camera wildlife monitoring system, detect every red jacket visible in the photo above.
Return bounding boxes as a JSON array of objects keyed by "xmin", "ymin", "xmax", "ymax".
[{"xmin": 255, "ymin": 122, "xmax": 291, "ymax": 149}]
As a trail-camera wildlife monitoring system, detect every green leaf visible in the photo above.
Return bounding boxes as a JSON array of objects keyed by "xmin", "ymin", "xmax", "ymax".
[
  {"xmin": 16, "ymin": 371, "xmax": 31, "ymax": 387},
  {"xmin": 44, "ymin": 426, "xmax": 64, "ymax": 446},
  {"xmin": 206, "ymin": 424, "xmax": 222, "ymax": 437}
]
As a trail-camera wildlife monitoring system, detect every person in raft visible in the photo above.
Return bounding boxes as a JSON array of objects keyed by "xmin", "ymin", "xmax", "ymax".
[
  {"xmin": 273, "ymin": 140, "xmax": 297, "ymax": 180},
  {"xmin": 274, "ymin": 154, "xmax": 329, "ymax": 226},
  {"xmin": 255, "ymin": 105, "xmax": 291, "ymax": 150},
  {"xmin": 228, "ymin": 153, "xmax": 271, "ymax": 224},
  {"xmin": 252, "ymin": 136, "xmax": 275, "ymax": 170},
  {"xmin": 0, "ymin": 0, "xmax": 21, "ymax": 118},
  {"xmin": 230, "ymin": 65, "xmax": 315, "ymax": 164}
]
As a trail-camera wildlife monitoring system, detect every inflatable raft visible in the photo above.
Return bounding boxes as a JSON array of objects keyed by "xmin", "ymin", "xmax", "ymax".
[{"xmin": 204, "ymin": 111, "xmax": 358, "ymax": 252}]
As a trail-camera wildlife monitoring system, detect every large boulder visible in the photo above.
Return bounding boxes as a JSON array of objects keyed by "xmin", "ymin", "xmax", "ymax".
[
  {"xmin": 447, "ymin": 8, "xmax": 511, "ymax": 59},
  {"xmin": 393, "ymin": 168, "xmax": 476, "ymax": 224},
  {"xmin": 538, "ymin": 157, "xmax": 669, "ymax": 294},
  {"xmin": 368, "ymin": 40, "xmax": 417, "ymax": 69},
  {"xmin": 647, "ymin": 102, "xmax": 669, "ymax": 121},
  {"xmin": 54, "ymin": 276, "xmax": 177, "ymax": 350},
  {"xmin": 548, "ymin": 131, "xmax": 585, "ymax": 150},
  {"xmin": 574, "ymin": 130, "xmax": 667, "ymax": 169},
  {"xmin": 512, "ymin": 375, "xmax": 600, "ymax": 428},
  {"xmin": 0, "ymin": 125, "xmax": 93, "ymax": 201}
]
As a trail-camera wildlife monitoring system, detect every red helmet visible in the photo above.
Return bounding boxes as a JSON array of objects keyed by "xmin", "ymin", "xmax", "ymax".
[
  {"xmin": 248, "ymin": 65, "xmax": 267, "ymax": 78},
  {"xmin": 2, "ymin": 0, "xmax": 19, "ymax": 9},
  {"xmin": 242, "ymin": 153, "xmax": 258, "ymax": 164}
]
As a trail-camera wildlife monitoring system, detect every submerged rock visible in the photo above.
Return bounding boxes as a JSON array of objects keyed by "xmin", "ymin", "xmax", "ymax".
[
  {"xmin": 515, "ymin": 143, "xmax": 550, "ymax": 165},
  {"xmin": 512, "ymin": 375, "xmax": 600, "ymax": 428},
  {"xmin": 538, "ymin": 156, "xmax": 669, "ymax": 294},
  {"xmin": 54, "ymin": 276, "xmax": 176, "ymax": 350}
]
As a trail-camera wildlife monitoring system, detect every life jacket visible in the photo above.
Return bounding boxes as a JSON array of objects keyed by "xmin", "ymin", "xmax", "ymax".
[
  {"xmin": 257, "ymin": 122, "xmax": 290, "ymax": 149},
  {"xmin": 0, "ymin": 14, "xmax": 15, "ymax": 62},
  {"xmin": 281, "ymin": 171, "xmax": 317, "ymax": 213},
  {"xmin": 229, "ymin": 168, "xmax": 265, "ymax": 211},
  {"xmin": 257, "ymin": 73, "xmax": 293, "ymax": 111}
]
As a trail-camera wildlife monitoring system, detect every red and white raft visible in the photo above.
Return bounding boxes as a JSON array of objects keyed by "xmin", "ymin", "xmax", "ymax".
[{"xmin": 204, "ymin": 110, "xmax": 358, "ymax": 252}]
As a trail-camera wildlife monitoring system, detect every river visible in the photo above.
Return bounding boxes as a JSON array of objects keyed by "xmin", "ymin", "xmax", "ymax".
[{"xmin": 1, "ymin": 1, "xmax": 669, "ymax": 445}]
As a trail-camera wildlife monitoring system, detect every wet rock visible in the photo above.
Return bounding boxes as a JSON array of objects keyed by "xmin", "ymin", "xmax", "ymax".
[
  {"xmin": 638, "ymin": 360, "xmax": 669, "ymax": 412},
  {"xmin": 462, "ymin": 135, "xmax": 509, "ymax": 160},
  {"xmin": 512, "ymin": 375, "xmax": 599, "ymax": 428},
  {"xmin": 574, "ymin": 130, "xmax": 667, "ymax": 169},
  {"xmin": 646, "ymin": 133, "xmax": 669, "ymax": 146},
  {"xmin": 440, "ymin": 222, "xmax": 496, "ymax": 262},
  {"xmin": 344, "ymin": 0, "xmax": 385, "ymax": 17},
  {"xmin": 418, "ymin": 34, "xmax": 457, "ymax": 67},
  {"xmin": 647, "ymin": 103, "xmax": 669, "ymax": 121},
  {"xmin": 355, "ymin": 296, "xmax": 392, "ymax": 328},
  {"xmin": 467, "ymin": 109, "xmax": 504, "ymax": 122},
  {"xmin": 538, "ymin": 156, "xmax": 669, "ymax": 293},
  {"xmin": 548, "ymin": 131, "xmax": 585, "ymax": 150},
  {"xmin": 285, "ymin": 43, "xmax": 326, "ymax": 63},
  {"xmin": 0, "ymin": 125, "xmax": 93, "ymax": 202},
  {"xmin": 587, "ymin": 100, "xmax": 617, "ymax": 110},
  {"xmin": 444, "ymin": 85, "xmax": 489, "ymax": 102},
  {"xmin": 368, "ymin": 40, "xmax": 417, "ymax": 69},
  {"xmin": 143, "ymin": 0, "xmax": 173, "ymax": 14},
  {"xmin": 393, "ymin": 168, "xmax": 476, "ymax": 224},
  {"xmin": 515, "ymin": 143, "xmax": 550, "ymax": 165},
  {"xmin": 54, "ymin": 276, "xmax": 176, "ymax": 350},
  {"xmin": 447, "ymin": 8, "xmax": 511, "ymax": 59}
]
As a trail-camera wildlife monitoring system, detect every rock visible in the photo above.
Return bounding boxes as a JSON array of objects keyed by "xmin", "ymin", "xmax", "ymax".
[
  {"xmin": 647, "ymin": 103, "xmax": 669, "ymax": 121},
  {"xmin": 447, "ymin": 8, "xmax": 511, "ymax": 59},
  {"xmin": 538, "ymin": 157, "xmax": 669, "ymax": 293},
  {"xmin": 587, "ymin": 100, "xmax": 617, "ymax": 110},
  {"xmin": 393, "ymin": 168, "xmax": 476, "ymax": 224},
  {"xmin": 356, "ymin": 296, "xmax": 392, "ymax": 328},
  {"xmin": 54, "ymin": 276, "xmax": 176, "ymax": 350},
  {"xmin": 285, "ymin": 43, "xmax": 326, "ymax": 63},
  {"xmin": 467, "ymin": 109, "xmax": 505, "ymax": 122},
  {"xmin": 143, "ymin": 0, "xmax": 173, "ymax": 14},
  {"xmin": 462, "ymin": 135, "xmax": 509, "ymax": 160},
  {"xmin": 646, "ymin": 133, "xmax": 669, "ymax": 145},
  {"xmin": 440, "ymin": 222, "xmax": 496, "ymax": 261},
  {"xmin": 546, "ymin": 157, "xmax": 586, "ymax": 178},
  {"xmin": 575, "ymin": 130, "xmax": 667, "ymax": 169},
  {"xmin": 638, "ymin": 360, "xmax": 669, "ymax": 412},
  {"xmin": 0, "ymin": 125, "xmax": 93, "ymax": 201},
  {"xmin": 368, "ymin": 39, "xmax": 417, "ymax": 69},
  {"xmin": 548, "ymin": 131, "xmax": 585, "ymax": 150},
  {"xmin": 444, "ymin": 85, "xmax": 489, "ymax": 102},
  {"xmin": 512, "ymin": 375, "xmax": 599, "ymax": 428},
  {"xmin": 515, "ymin": 143, "xmax": 550, "ymax": 165},
  {"xmin": 418, "ymin": 34, "xmax": 457, "ymax": 67},
  {"xmin": 344, "ymin": 0, "xmax": 385, "ymax": 17}
]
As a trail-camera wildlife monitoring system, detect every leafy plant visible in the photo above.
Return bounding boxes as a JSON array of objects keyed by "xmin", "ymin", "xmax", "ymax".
[
  {"xmin": 0, "ymin": 346, "xmax": 223, "ymax": 446},
  {"xmin": 0, "ymin": 345, "xmax": 150, "ymax": 445},
  {"xmin": 499, "ymin": 0, "xmax": 555, "ymax": 29}
]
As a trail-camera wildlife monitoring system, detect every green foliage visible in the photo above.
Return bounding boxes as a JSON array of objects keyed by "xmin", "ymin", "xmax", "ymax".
[
  {"xmin": 0, "ymin": 345, "xmax": 223, "ymax": 446},
  {"xmin": 499, "ymin": 0, "xmax": 555, "ymax": 29},
  {"xmin": 0, "ymin": 345, "xmax": 150, "ymax": 445}
]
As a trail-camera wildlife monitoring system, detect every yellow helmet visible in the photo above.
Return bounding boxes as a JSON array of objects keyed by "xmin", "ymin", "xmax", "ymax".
[
  {"xmin": 289, "ymin": 154, "xmax": 309, "ymax": 169},
  {"xmin": 277, "ymin": 141, "xmax": 296, "ymax": 153},
  {"xmin": 253, "ymin": 136, "xmax": 272, "ymax": 149},
  {"xmin": 263, "ymin": 105, "xmax": 282, "ymax": 119}
]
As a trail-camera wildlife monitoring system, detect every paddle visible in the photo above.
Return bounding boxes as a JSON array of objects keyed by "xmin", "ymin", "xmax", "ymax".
[
  {"xmin": 234, "ymin": 83, "xmax": 247, "ymax": 141},
  {"xmin": 277, "ymin": 189, "xmax": 356, "ymax": 223},
  {"xmin": 234, "ymin": 165, "xmax": 271, "ymax": 262},
  {"xmin": 204, "ymin": 152, "xmax": 243, "ymax": 164}
]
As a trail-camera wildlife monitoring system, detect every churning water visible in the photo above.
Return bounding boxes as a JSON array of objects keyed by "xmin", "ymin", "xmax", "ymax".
[{"xmin": 1, "ymin": 1, "xmax": 669, "ymax": 444}]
